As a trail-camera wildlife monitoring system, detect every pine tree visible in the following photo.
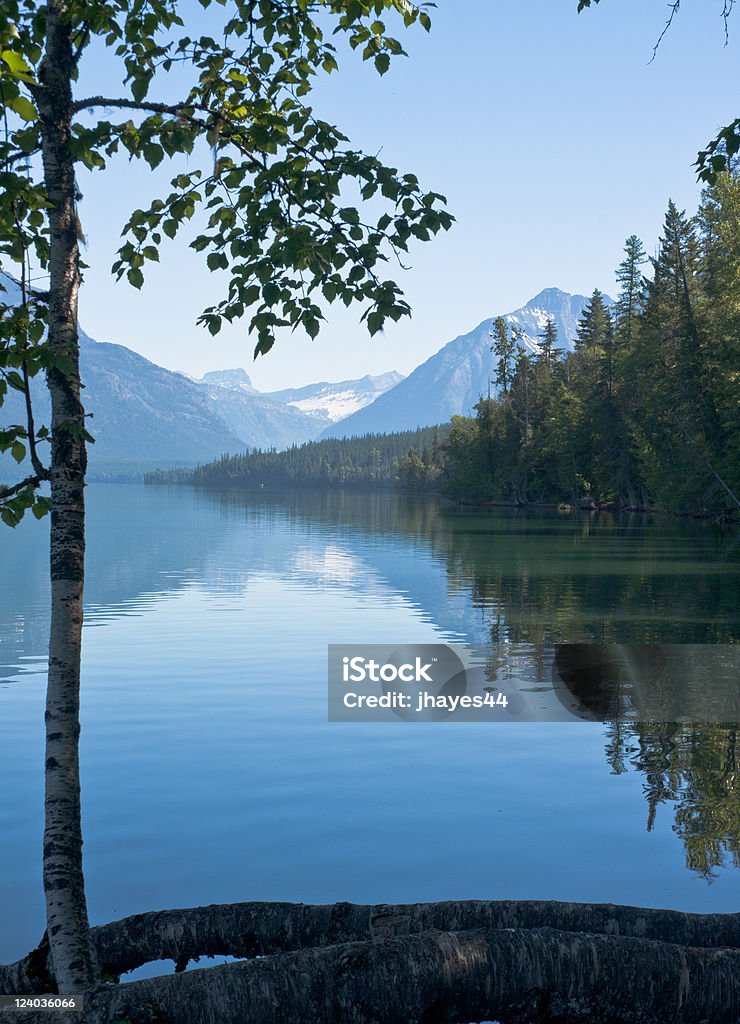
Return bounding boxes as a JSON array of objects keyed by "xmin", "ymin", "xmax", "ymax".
[
  {"xmin": 696, "ymin": 167, "xmax": 740, "ymax": 509},
  {"xmin": 490, "ymin": 316, "xmax": 516, "ymax": 395},
  {"xmin": 628, "ymin": 200, "xmax": 718, "ymax": 508},
  {"xmin": 614, "ymin": 235, "xmax": 647, "ymax": 350},
  {"xmin": 575, "ymin": 289, "xmax": 613, "ymax": 352},
  {"xmin": 537, "ymin": 317, "xmax": 562, "ymax": 367},
  {"xmin": 652, "ymin": 200, "xmax": 704, "ymax": 404}
]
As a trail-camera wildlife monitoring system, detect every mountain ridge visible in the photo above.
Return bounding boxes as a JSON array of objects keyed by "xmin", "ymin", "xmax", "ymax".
[
  {"xmin": 1, "ymin": 275, "xmax": 610, "ymax": 475},
  {"xmin": 0, "ymin": 274, "xmax": 404, "ymax": 475},
  {"xmin": 321, "ymin": 288, "xmax": 612, "ymax": 438}
]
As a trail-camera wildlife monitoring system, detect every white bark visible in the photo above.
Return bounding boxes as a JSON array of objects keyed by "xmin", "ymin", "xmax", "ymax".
[{"xmin": 36, "ymin": 0, "xmax": 96, "ymax": 994}]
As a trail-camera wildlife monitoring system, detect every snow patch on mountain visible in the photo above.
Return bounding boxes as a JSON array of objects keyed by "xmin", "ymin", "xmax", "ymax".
[{"xmin": 266, "ymin": 372, "xmax": 404, "ymax": 423}]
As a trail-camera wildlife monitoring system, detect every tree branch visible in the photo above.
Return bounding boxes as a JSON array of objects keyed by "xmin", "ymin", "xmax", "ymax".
[
  {"xmin": 17, "ymin": 257, "xmax": 50, "ymax": 481},
  {"xmin": 722, "ymin": 0, "xmax": 736, "ymax": 43},
  {"xmin": 650, "ymin": 2, "xmax": 681, "ymax": 63},
  {"xmin": 21, "ymin": 361, "xmax": 49, "ymax": 480},
  {"xmin": 72, "ymin": 96, "xmax": 201, "ymax": 116},
  {"xmin": 70, "ymin": 23, "xmax": 90, "ymax": 68},
  {"xmin": 0, "ymin": 473, "xmax": 46, "ymax": 501}
]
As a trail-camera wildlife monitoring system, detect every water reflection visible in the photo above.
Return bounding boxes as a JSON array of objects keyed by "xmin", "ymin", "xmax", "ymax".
[
  {"xmin": 549, "ymin": 644, "xmax": 739, "ymax": 724},
  {"xmin": 213, "ymin": 489, "xmax": 740, "ymax": 878},
  {"xmin": 0, "ymin": 484, "xmax": 738, "ymax": 903},
  {"xmin": 606, "ymin": 723, "xmax": 738, "ymax": 878}
]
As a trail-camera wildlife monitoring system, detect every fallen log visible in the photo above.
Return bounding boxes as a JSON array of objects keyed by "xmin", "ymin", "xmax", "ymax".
[
  {"xmin": 2, "ymin": 899, "xmax": 738, "ymax": 994},
  {"xmin": 71, "ymin": 927, "xmax": 740, "ymax": 1024}
]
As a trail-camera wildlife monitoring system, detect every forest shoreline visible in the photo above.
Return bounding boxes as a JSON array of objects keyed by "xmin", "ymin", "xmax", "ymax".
[{"xmin": 143, "ymin": 475, "xmax": 740, "ymax": 525}]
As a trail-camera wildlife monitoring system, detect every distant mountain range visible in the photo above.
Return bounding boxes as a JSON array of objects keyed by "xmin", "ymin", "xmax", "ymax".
[
  {"xmin": 179, "ymin": 367, "xmax": 401, "ymax": 456},
  {"xmin": 265, "ymin": 371, "xmax": 404, "ymax": 423},
  {"xmin": 1, "ymin": 275, "xmax": 607, "ymax": 477},
  {"xmin": 0, "ymin": 274, "xmax": 401, "ymax": 476},
  {"xmin": 322, "ymin": 288, "xmax": 606, "ymax": 438}
]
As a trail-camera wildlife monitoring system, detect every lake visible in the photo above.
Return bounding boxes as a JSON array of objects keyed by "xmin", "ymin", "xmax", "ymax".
[{"xmin": 0, "ymin": 484, "xmax": 738, "ymax": 969}]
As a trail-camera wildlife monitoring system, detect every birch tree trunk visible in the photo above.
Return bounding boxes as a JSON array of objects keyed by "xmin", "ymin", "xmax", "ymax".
[{"xmin": 36, "ymin": 0, "xmax": 96, "ymax": 993}]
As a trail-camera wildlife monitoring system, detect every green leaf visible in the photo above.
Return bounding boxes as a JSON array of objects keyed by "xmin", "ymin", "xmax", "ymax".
[
  {"xmin": 206, "ymin": 252, "xmax": 228, "ymax": 271},
  {"xmin": 7, "ymin": 95, "xmax": 37, "ymax": 121},
  {"xmin": 32, "ymin": 500, "xmax": 50, "ymax": 520},
  {"xmin": 143, "ymin": 143, "xmax": 164, "ymax": 169},
  {"xmin": 374, "ymin": 52, "xmax": 390, "ymax": 75},
  {"xmin": 127, "ymin": 267, "xmax": 144, "ymax": 289},
  {"xmin": 1, "ymin": 49, "xmax": 34, "ymax": 81},
  {"xmin": 1, "ymin": 507, "xmax": 19, "ymax": 528},
  {"xmin": 367, "ymin": 310, "xmax": 384, "ymax": 336},
  {"xmin": 11, "ymin": 440, "xmax": 26, "ymax": 463},
  {"xmin": 131, "ymin": 76, "xmax": 149, "ymax": 102}
]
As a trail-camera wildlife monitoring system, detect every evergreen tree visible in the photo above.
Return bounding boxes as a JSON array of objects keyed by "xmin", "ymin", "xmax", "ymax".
[
  {"xmin": 628, "ymin": 201, "xmax": 718, "ymax": 509},
  {"xmin": 490, "ymin": 316, "xmax": 516, "ymax": 395},
  {"xmin": 656, "ymin": 201, "xmax": 702, "ymax": 323},
  {"xmin": 575, "ymin": 289, "xmax": 614, "ymax": 395},
  {"xmin": 614, "ymin": 235, "xmax": 647, "ymax": 350},
  {"xmin": 575, "ymin": 289, "xmax": 613, "ymax": 352},
  {"xmin": 537, "ymin": 317, "xmax": 561, "ymax": 367},
  {"xmin": 696, "ymin": 167, "xmax": 740, "ymax": 507}
]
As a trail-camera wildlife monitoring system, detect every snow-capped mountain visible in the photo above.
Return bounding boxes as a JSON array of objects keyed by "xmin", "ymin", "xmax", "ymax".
[
  {"xmin": 322, "ymin": 289, "xmax": 611, "ymax": 438},
  {"xmin": 0, "ymin": 275, "xmax": 323, "ymax": 474},
  {"xmin": 265, "ymin": 371, "xmax": 404, "ymax": 423},
  {"xmin": 1, "ymin": 274, "xmax": 610, "ymax": 477},
  {"xmin": 0, "ymin": 274, "xmax": 402, "ymax": 475},
  {"xmin": 504, "ymin": 288, "xmax": 595, "ymax": 356},
  {"xmin": 185, "ymin": 368, "xmax": 328, "ymax": 451},
  {"xmin": 181, "ymin": 367, "xmax": 405, "ymax": 443}
]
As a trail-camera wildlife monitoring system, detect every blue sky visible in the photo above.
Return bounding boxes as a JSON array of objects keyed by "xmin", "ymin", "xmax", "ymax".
[{"xmin": 74, "ymin": 0, "xmax": 737, "ymax": 389}]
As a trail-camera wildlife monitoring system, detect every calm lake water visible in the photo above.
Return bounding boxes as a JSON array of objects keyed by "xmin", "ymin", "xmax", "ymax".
[{"xmin": 0, "ymin": 484, "xmax": 738, "ymax": 967}]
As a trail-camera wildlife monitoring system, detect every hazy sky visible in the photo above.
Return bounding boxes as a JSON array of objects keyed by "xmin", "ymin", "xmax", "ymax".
[{"xmin": 73, "ymin": 0, "xmax": 737, "ymax": 390}]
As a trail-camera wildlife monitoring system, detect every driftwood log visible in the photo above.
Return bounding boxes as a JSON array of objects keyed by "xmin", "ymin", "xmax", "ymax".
[{"xmin": 2, "ymin": 900, "xmax": 739, "ymax": 1023}]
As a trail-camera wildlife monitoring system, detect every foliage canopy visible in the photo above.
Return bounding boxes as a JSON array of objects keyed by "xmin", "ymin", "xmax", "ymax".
[{"xmin": 0, "ymin": 0, "xmax": 452, "ymax": 524}]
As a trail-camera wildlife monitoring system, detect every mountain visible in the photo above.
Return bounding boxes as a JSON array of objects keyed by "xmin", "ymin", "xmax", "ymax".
[
  {"xmin": 0, "ymin": 276, "xmax": 609, "ymax": 475},
  {"xmin": 200, "ymin": 368, "xmax": 258, "ymax": 392},
  {"xmin": 182, "ymin": 367, "xmax": 404, "ymax": 425},
  {"xmin": 183, "ymin": 367, "xmax": 404, "ymax": 447},
  {"xmin": 1, "ymin": 330, "xmax": 251, "ymax": 478},
  {"xmin": 321, "ymin": 288, "xmax": 611, "ymax": 438},
  {"xmin": 196, "ymin": 377, "xmax": 326, "ymax": 453},
  {"xmin": 0, "ymin": 274, "xmax": 399, "ymax": 476},
  {"xmin": 264, "ymin": 371, "xmax": 404, "ymax": 423},
  {"xmin": 0, "ymin": 276, "xmax": 326, "ymax": 475}
]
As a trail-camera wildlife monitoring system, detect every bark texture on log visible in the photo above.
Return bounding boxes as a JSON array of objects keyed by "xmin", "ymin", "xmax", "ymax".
[
  {"xmin": 2, "ymin": 899, "xmax": 738, "ymax": 994},
  {"xmin": 71, "ymin": 927, "xmax": 740, "ymax": 1024},
  {"xmin": 89, "ymin": 898, "xmax": 740, "ymax": 977},
  {"xmin": 36, "ymin": 0, "xmax": 95, "ymax": 995}
]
